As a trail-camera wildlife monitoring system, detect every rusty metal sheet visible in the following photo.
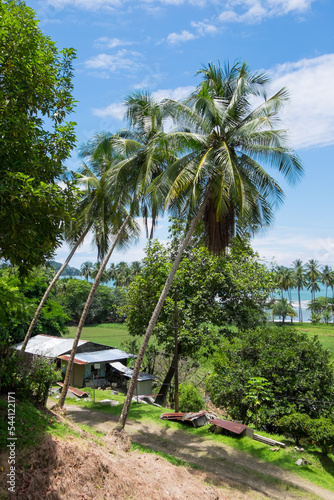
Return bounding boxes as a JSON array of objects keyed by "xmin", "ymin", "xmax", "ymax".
[
  {"xmin": 57, "ymin": 382, "xmax": 89, "ymax": 398},
  {"xmin": 160, "ymin": 412, "xmax": 207, "ymax": 422},
  {"xmin": 58, "ymin": 354, "xmax": 87, "ymax": 365},
  {"xmin": 210, "ymin": 419, "xmax": 248, "ymax": 434}
]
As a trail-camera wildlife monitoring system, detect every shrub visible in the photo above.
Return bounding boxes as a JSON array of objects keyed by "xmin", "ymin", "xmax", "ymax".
[
  {"xmin": 206, "ymin": 325, "xmax": 334, "ymax": 428},
  {"xmin": 279, "ymin": 413, "xmax": 311, "ymax": 445},
  {"xmin": 0, "ymin": 344, "xmax": 60, "ymax": 405},
  {"xmin": 306, "ymin": 417, "xmax": 334, "ymax": 455},
  {"xmin": 178, "ymin": 383, "xmax": 204, "ymax": 413}
]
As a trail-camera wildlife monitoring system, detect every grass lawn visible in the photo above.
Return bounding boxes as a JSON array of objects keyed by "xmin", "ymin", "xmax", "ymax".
[
  {"xmin": 63, "ymin": 323, "xmax": 130, "ymax": 348},
  {"xmin": 49, "ymin": 388, "xmax": 334, "ymax": 494}
]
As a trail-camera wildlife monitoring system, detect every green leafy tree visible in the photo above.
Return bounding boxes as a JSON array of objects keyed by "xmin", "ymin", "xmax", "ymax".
[
  {"xmin": 60, "ymin": 278, "xmax": 125, "ymax": 324},
  {"xmin": 119, "ymin": 61, "xmax": 303, "ymax": 428},
  {"xmin": 206, "ymin": 325, "xmax": 334, "ymax": 428},
  {"xmin": 124, "ymin": 225, "xmax": 274, "ymax": 404},
  {"xmin": 0, "ymin": 0, "xmax": 77, "ymax": 274},
  {"xmin": 243, "ymin": 377, "xmax": 273, "ymax": 429},
  {"xmin": 0, "ymin": 267, "xmax": 69, "ymax": 344}
]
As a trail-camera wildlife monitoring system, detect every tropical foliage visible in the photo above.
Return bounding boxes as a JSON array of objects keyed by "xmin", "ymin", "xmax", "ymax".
[{"xmin": 207, "ymin": 325, "xmax": 334, "ymax": 429}]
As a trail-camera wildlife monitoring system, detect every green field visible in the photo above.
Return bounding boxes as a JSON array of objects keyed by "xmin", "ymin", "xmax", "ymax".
[
  {"xmin": 63, "ymin": 321, "xmax": 334, "ymax": 357},
  {"xmin": 63, "ymin": 323, "xmax": 131, "ymax": 348},
  {"xmin": 285, "ymin": 322, "xmax": 334, "ymax": 357}
]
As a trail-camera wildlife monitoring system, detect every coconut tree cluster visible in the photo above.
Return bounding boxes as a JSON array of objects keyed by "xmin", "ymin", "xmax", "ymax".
[
  {"xmin": 20, "ymin": 61, "xmax": 303, "ymax": 428},
  {"xmin": 274, "ymin": 259, "xmax": 334, "ymax": 323}
]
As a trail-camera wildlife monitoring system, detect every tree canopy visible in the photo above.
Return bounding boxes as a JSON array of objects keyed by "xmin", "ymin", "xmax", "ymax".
[
  {"xmin": 207, "ymin": 325, "xmax": 334, "ymax": 429},
  {"xmin": 0, "ymin": 0, "xmax": 77, "ymax": 274}
]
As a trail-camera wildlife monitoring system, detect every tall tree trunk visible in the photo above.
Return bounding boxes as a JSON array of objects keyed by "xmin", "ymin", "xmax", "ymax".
[
  {"xmin": 174, "ymin": 287, "xmax": 179, "ymax": 413},
  {"xmin": 298, "ymin": 286, "xmax": 303, "ymax": 323},
  {"xmin": 118, "ymin": 200, "xmax": 206, "ymax": 429},
  {"xmin": 20, "ymin": 229, "xmax": 89, "ymax": 353},
  {"xmin": 155, "ymin": 354, "xmax": 176, "ymax": 406},
  {"xmin": 55, "ymin": 216, "xmax": 130, "ymax": 409}
]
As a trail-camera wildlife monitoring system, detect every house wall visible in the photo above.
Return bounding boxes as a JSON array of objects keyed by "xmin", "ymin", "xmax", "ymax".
[
  {"xmin": 69, "ymin": 364, "xmax": 86, "ymax": 388},
  {"xmin": 129, "ymin": 380, "xmax": 152, "ymax": 396}
]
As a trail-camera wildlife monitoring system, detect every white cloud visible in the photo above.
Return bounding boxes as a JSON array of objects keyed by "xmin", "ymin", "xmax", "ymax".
[
  {"xmin": 252, "ymin": 226, "xmax": 334, "ymax": 267},
  {"xmin": 191, "ymin": 20, "xmax": 218, "ymax": 35},
  {"xmin": 152, "ymin": 85, "xmax": 195, "ymax": 101},
  {"xmin": 94, "ymin": 37, "xmax": 135, "ymax": 49},
  {"xmin": 218, "ymin": 0, "xmax": 314, "ymax": 25},
  {"xmin": 268, "ymin": 54, "xmax": 334, "ymax": 149},
  {"xmin": 166, "ymin": 30, "xmax": 197, "ymax": 45},
  {"xmin": 92, "ymin": 102, "xmax": 125, "ymax": 119},
  {"xmin": 46, "ymin": 0, "xmax": 123, "ymax": 9},
  {"xmin": 92, "ymin": 85, "xmax": 195, "ymax": 119},
  {"xmin": 85, "ymin": 50, "xmax": 142, "ymax": 73}
]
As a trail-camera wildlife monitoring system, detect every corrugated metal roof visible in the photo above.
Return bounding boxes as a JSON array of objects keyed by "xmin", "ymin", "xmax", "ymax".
[
  {"xmin": 110, "ymin": 361, "xmax": 156, "ymax": 381},
  {"xmin": 58, "ymin": 355, "xmax": 87, "ymax": 365},
  {"xmin": 12, "ymin": 335, "xmax": 87, "ymax": 358},
  {"xmin": 68, "ymin": 349, "xmax": 133, "ymax": 364},
  {"xmin": 210, "ymin": 419, "xmax": 248, "ymax": 434}
]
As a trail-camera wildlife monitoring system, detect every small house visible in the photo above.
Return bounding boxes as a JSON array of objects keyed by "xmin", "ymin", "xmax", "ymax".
[
  {"xmin": 13, "ymin": 334, "xmax": 134, "ymax": 388},
  {"xmin": 110, "ymin": 361, "xmax": 156, "ymax": 396}
]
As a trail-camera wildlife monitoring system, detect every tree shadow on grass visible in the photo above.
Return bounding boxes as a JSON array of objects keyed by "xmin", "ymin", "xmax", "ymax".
[{"xmin": 317, "ymin": 451, "xmax": 334, "ymax": 477}]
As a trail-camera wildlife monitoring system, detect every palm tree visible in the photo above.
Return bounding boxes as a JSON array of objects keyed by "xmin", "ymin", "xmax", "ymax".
[
  {"xmin": 80, "ymin": 261, "xmax": 93, "ymax": 281},
  {"xmin": 292, "ymin": 259, "xmax": 306, "ymax": 322},
  {"xmin": 55, "ymin": 92, "xmax": 168, "ymax": 408},
  {"xmin": 321, "ymin": 265, "xmax": 332, "ymax": 299},
  {"xmin": 55, "ymin": 142, "xmax": 140, "ymax": 409},
  {"xmin": 91, "ymin": 262, "xmax": 109, "ymax": 283},
  {"xmin": 118, "ymin": 61, "xmax": 303, "ymax": 429},
  {"xmin": 305, "ymin": 259, "xmax": 320, "ymax": 303},
  {"xmin": 20, "ymin": 158, "xmax": 118, "ymax": 353}
]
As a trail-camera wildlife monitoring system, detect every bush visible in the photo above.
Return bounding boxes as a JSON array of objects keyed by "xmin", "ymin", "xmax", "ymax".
[
  {"xmin": 0, "ymin": 344, "xmax": 60, "ymax": 405},
  {"xmin": 206, "ymin": 325, "xmax": 334, "ymax": 428},
  {"xmin": 306, "ymin": 417, "xmax": 334, "ymax": 455},
  {"xmin": 279, "ymin": 413, "xmax": 334, "ymax": 455},
  {"xmin": 279, "ymin": 413, "xmax": 311, "ymax": 445},
  {"xmin": 178, "ymin": 383, "xmax": 204, "ymax": 412}
]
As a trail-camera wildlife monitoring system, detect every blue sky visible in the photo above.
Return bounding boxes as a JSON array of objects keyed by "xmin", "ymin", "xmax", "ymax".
[{"xmin": 27, "ymin": 0, "xmax": 334, "ymax": 269}]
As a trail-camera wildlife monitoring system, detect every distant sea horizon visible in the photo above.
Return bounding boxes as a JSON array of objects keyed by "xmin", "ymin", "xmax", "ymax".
[{"xmin": 62, "ymin": 276, "xmax": 332, "ymax": 324}]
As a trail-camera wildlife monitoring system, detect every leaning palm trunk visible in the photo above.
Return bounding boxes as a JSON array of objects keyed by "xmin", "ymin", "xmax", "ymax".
[
  {"xmin": 297, "ymin": 287, "xmax": 303, "ymax": 323},
  {"xmin": 118, "ymin": 201, "xmax": 206, "ymax": 429},
  {"xmin": 55, "ymin": 215, "xmax": 130, "ymax": 409},
  {"xmin": 20, "ymin": 228, "xmax": 89, "ymax": 353}
]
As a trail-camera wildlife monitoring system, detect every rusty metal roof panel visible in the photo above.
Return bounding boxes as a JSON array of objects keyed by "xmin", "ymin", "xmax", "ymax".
[
  {"xmin": 160, "ymin": 412, "xmax": 207, "ymax": 422},
  {"xmin": 210, "ymin": 419, "xmax": 248, "ymax": 434},
  {"xmin": 58, "ymin": 355, "xmax": 87, "ymax": 365}
]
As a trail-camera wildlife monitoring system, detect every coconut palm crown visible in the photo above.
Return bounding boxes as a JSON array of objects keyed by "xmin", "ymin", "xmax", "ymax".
[{"xmin": 157, "ymin": 61, "xmax": 303, "ymax": 253}]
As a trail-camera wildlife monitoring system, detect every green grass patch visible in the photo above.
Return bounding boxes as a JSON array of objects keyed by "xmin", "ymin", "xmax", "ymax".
[
  {"xmin": 131, "ymin": 442, "xmax": 198, "ymax": 469},
  {"xmin": 0, "ymin": 397, "xmax": 80, "ymax": 450},
  {"xmin": 63, "ymin": 323, "xmax": 130, "ymax": 348}
]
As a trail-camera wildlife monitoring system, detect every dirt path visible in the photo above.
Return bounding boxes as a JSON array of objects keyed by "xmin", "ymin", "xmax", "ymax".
[{"xmin": 61, "ymin": 403, "xmax": 333, "ymax": 500}]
